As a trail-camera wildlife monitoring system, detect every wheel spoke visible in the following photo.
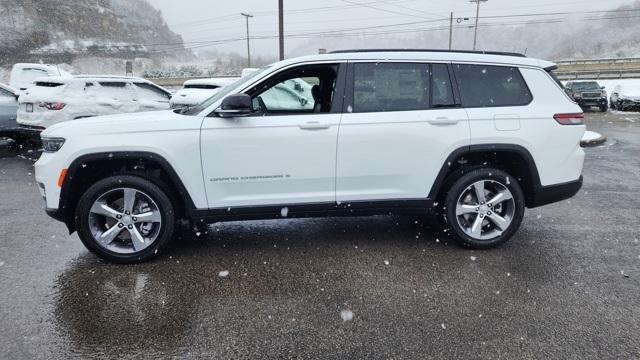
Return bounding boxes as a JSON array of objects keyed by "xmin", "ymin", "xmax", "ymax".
[
  {"xmin": 487, "ymin": 213, "xmax": 510, "ymax": 231},
  {"xmin": 90, "ymin": 201, "xmax": 121, "ymax": 219},
  {"xmin": 456, "ymin": 204, "xmax": 477, "ymax": 216},
  {"xmin": 487, "ymin": 191, "xmax": 513, "ymax": 206},
  {"xmin": 123, "ymin": 189, "xmax": 137, "ymax": 214},
  {"xmin": 470, "ymin": 215, "xmax": 483, "ymax": 238},
  {"xmin": 134, "ymin": 210, "xmax": 161, "ymax": 223},
  {"xmin": 128, "ymin": 226, "xmax": 146, "ymax": 252},
  {"xmin": 98, "ymin": 225, "xmax": 123, "ymax": 246},
  {"xmin": 473, "ymin": 182, "xmax": 486, "ymax": 204}
]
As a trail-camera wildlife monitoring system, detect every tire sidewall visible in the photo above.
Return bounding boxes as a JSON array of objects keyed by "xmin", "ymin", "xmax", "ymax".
[
  {"xmin": 444, "ymin": 168, "xmax": 525, "ymax": 249},
  {"xmin": 75, "ymin": 175, "xmax": 175, "ymax": 264}
]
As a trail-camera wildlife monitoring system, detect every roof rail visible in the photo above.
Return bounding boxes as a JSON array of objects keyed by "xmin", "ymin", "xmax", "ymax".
[{"xmin": 328, "ymin": 49, "xmax": 527, "ymax": 58}]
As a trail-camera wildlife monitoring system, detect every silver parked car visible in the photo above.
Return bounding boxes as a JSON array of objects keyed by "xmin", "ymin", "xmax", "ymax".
[{"xmin": 0, "ymin": 83, "xmax": 19, "ymax": 140}]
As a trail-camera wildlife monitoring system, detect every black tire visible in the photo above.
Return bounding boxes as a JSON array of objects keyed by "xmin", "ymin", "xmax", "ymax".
[
  {"xmin": 75, "ymin": 175, "xmax": 176, "ymax": 264},
  {"xmin": 442, "ymin": 168, "xmax": 525, "ymax": 249},
  {"xmin": 600, "ymin": 105, "xmax": 608, "ymax": 112}
]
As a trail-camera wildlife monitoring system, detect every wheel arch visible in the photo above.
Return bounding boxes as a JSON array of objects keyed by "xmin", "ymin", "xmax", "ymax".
[
  {"xmin": 429, "ymin": 144, "xmax": 542, "ymax": 208},
  {"xmin": 59, "ymin": 151, "xmax": 197, "ymax": 233}
]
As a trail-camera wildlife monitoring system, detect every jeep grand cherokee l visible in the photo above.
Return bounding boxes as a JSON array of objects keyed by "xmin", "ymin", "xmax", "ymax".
[{"xmin": 35, "ymin": 50, "xmax": 585, "ymax": 264}]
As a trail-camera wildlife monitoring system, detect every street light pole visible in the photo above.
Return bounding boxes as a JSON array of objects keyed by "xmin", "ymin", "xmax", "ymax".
[
  {"xmin": 241, "ymin": 13, "xmax": 254, "ymax": 67},
  {"xmin": 449, "ymin": 12, "xmax": 453, "ymax": 50},
  {"xmin": 278, "ymin": 0, "xmax": 284, "ymax": 61},
  {"xmin": 470, "ymin": 0, "xmax": 487, "ymax": 51}
]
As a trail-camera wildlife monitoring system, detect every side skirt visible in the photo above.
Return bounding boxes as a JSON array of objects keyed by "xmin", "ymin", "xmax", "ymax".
[{"xmin": 189, "ymin": 199, "xmax": 435, "ymax": 224}]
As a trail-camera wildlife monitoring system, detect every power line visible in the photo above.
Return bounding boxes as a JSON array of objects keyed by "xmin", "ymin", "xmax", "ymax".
[{"xmin": 148, "ymin": 7, "xmax": 640, "ymax": 53}]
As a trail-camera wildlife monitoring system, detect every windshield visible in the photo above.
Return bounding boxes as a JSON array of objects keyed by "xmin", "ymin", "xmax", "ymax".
[
  {"xmin": 572, "ymin": 82, "xmax": 600, "ymax": 90},
  {"xmin": 182, "ymin": 66, "xmax": 273, "ymax": 116}
]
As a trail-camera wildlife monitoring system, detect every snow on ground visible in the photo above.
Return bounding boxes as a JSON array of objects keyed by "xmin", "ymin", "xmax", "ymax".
[{"xmin": 582, "ymin": 131, "xmax": 603, "ymax": 142}]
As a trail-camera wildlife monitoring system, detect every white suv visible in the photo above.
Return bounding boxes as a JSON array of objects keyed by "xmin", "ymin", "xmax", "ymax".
[
  {"xmin": 17, "ymin": 76, "xmax": 171, "ymax": 133},
  {"xmin": 34, "ymin": 50, "xmax": 585, "ymax": 264}
]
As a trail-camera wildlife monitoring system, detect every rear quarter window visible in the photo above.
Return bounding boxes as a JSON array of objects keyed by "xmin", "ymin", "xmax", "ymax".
[{"xmin": 454, "ymin": 64, "xmax": 532, "ymax": 108}]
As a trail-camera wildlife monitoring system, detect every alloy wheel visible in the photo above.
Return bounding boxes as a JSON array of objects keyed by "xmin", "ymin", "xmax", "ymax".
[
  {"xmin": 455, "ymin": 180, "xmax": 516, "ymax": 241},
  {"xmin": 88, "ymin": 188, "xmax": 163, "ymax": 254}
]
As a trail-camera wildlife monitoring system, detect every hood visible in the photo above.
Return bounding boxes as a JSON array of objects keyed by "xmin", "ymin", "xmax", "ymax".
[{"xmin": 41, "ymin": 110, "xmax": 200, "ymax": 138}]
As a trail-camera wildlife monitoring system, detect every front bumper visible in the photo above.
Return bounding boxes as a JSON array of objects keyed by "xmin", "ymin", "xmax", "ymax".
[
  {"xmin": 575, "ymin": 98, "xmax": 607, "ymax": 108},
  {"xmin": 529, "ymin": 176, "xmax": 583, "ymax": 208},
  {"xmin": 46, "ymin": 208, "xmax": 66, "ymax": 223}
]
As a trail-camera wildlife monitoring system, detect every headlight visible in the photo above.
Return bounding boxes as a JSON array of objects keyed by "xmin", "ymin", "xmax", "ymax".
[{"xmin": 42, "ymin": 137, "xmax": 66, "ymax": 153}]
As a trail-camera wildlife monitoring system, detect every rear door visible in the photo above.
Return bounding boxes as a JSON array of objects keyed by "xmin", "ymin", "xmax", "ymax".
[
  {"xmin": 132, "ymin": 82, "xmax": 171, "ymax": 111},
  {"xmin": 336, "ymin": 62, "xmax": 470, "ymax": 203},
  {"xmin": 96, "ymin": 82, "xmax": 138, "ymax": 114}
]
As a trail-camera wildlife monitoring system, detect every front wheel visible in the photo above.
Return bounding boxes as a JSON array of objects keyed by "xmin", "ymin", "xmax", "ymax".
[
  {"xmin": 75, "ymin": 175, "xmax": 176, "ymax": 264},
  {"xmin": 443, "ymin": 168, "xmax": 525, "ymax": 249}
]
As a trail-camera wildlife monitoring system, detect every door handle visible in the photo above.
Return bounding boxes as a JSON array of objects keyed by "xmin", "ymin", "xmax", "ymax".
[
  {"xmin": 299, "ymin": 121, "xmax": 331, "ymax": 130},
  {"xmin": 428, "ymin": 117, "xmax": 459, "ymax": 126}
]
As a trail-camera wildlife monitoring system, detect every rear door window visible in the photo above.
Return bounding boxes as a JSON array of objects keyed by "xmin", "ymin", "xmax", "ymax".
[
  {"xmin": 133, "ymin": 83, "xmax": 171, "ymax": 102},
  {"xmin": 0, "ymin": 88, "xmax": 14, "ymax": 98},
  {"xmin": 99, "ymin": 82, "xmax": 135, "ymax": 101},
  {"xmin": 453, "ymin": 64, "xmax": 532, "ymax": 107},
  {"xmin": 352, "ymin": 63, "xmax": 430, "ymax": 113}
]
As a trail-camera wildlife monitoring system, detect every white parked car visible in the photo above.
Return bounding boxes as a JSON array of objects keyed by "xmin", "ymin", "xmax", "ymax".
[
  {"xmin": 10, "ymin": 63, "xmax": 72, "ymax": 92},
  {"xmin": 35, "ymin": 50, "xmax": 585, "ymax": 263},
  {"xmin": 170, "ymin": 78, "xmax": 238, "ymax": 110},
  {"xmin": 609, "ymin": 84, "xmax": 640, "ymax": 111},
  {"xmin": 17, "ymin": 76, "xmax": 171, "ymax": 133}
]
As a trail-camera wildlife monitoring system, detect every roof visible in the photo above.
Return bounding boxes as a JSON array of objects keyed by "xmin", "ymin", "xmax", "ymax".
[
  {"xmin": 276, "ymin": 50, "xmax": 555, "ymax": 69},
  {"xmin": 184, "ymin": 78, "xmax": 239, "ymax": 86},
  {"xmin": 34, "ymin": 75, "xmax": 150, "ymax": 83},
  {"xmin": 0, "ymin": 83, "xmax": 16, "ymax": 94}
]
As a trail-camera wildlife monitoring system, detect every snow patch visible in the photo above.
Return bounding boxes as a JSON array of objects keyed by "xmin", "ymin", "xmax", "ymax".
[
  {"xmin": 340, "ymin": 309, "xmax": 354, "ymax": 322},
  {"xmin": 218, "ymin": 270, "xmax": 230, "ymax": 278}
]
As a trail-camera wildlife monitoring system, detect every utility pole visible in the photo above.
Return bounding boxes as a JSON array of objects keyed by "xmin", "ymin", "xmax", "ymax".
[
  {"xmin": 470, "ymin": 0, "xmax": 487, "ymax": 51},
  {"xmin": 448, "ymin": 12, "xmax": 453, "ymax": 50},
  {"xmin": 278, "ymin": 0, "xmax": 284, "ymax": 61},
  {"xmin": 241, "ymin": 13, "xmax": 254, "ymax": 67}
]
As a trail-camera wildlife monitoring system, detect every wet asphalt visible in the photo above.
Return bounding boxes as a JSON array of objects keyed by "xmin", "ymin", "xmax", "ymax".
[{"xmin": 0, "ymin": 112, "xmax": 639, "ymax": 360}]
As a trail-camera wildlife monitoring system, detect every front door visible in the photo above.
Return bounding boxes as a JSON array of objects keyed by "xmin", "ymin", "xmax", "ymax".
[{"xmin": 201, "ymin": 63, "xmax": 345, "ymax": 208}]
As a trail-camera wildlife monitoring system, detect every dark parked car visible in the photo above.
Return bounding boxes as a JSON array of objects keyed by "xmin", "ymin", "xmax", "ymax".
[
  {"xmin": 0, "ymin": 83, "xmax": 20, "ymax": 140},
  {"xmin": 565, "ymin": 81, "xmax": 608, "ymax": 112}
]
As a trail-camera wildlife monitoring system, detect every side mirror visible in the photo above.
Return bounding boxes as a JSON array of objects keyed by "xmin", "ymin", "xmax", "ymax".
[
  {"xmin": 601, "ymin": 86, "xmax": 606, "ymax": 90},
  {"xmin": 214, "ymin": 93, "xmax": 252, "ymax": 118}
]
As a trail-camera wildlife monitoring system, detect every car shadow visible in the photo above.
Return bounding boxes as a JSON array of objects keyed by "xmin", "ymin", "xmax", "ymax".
[{"xmin": 53, "ymin": 215, "xmax": 557, "ymax": 357}]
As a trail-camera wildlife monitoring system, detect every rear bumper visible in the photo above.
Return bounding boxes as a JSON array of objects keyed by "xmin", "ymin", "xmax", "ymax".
[{"xmin": 529, "ymin": 176, "xmax": 583, "ymax": 208}]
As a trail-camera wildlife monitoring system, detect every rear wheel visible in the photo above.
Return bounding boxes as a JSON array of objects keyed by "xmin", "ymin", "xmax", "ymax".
[
  {"xmin": 75, "ymin": 175, "xmax": 175, "ymax": 264},
  {"xmin": 600, "ymin": 104, "xmax": 608, "ymax": 112},
  {"xmin": 443, "ymin": 168, "xmax": 525, "ymax": 249}
]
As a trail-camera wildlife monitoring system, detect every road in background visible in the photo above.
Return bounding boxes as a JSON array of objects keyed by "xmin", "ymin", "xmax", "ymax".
[{"xmin": 0, "ymin": 111, "xmax": 638, "ymax": 359}]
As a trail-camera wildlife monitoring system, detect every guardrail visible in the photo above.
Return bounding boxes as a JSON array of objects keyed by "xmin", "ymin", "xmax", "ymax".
[{"xmin": 555, "ymin": 57, "xmax": 640, "ymax": 80}]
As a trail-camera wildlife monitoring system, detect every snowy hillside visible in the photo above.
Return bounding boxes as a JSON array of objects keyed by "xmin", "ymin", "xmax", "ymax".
[{"xmin": 0, "ymin": 0, "xmax": 184, "ymax": 65}]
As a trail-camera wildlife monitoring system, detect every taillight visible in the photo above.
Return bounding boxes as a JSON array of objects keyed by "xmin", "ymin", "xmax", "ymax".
[
  {"xmin": 39, "ymin": 102, "xmax": 66, "ymax": 111},
  {"xmin": 554, "ymin": 113, "xmax": 584, "ymax": 125}
]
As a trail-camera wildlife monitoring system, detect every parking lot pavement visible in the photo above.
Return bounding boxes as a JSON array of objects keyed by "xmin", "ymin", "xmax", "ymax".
[{"xmin": 0, "ymin": 111, "xmax": 639, "ymax": 360}]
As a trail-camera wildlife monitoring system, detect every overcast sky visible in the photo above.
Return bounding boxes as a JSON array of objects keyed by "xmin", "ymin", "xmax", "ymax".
[{"xmin": 147, "ymin": 0, "xmax": 635, "ymax": 57}]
